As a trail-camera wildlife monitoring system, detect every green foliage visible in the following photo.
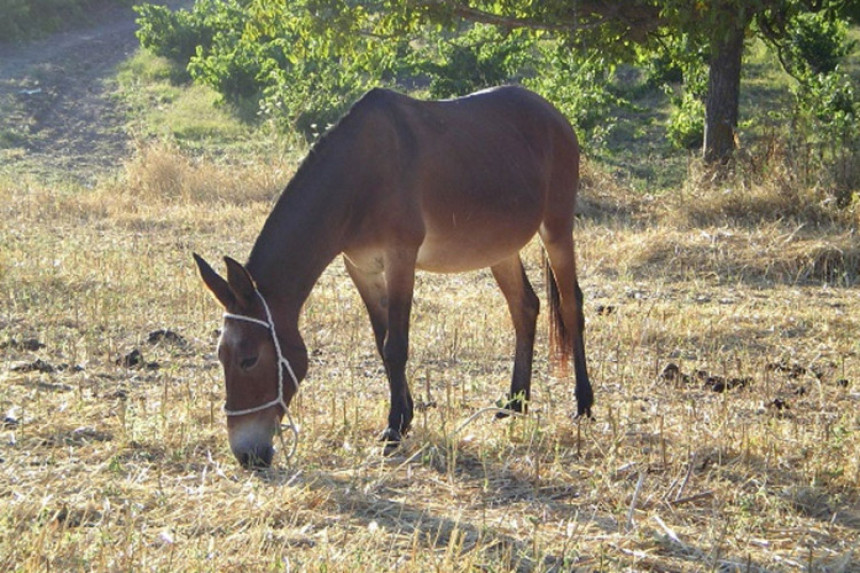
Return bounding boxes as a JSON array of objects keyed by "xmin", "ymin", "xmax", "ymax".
[
  {"xmin": 133, "ymin": 0, "xmax": 626, "ymax": 139},
  {"xmin": 788, "ymin": 70, "xmax": 859, "ymax": 205},
  {"xmin": 420, "ymin": 25, "xmax": 535, "ymax": 98},
  {"xmin": 524, "ymin": 46, "xmax": 623, "ymax": 148},
  {"xmin": 667, "ymin": 92, "xmax": 705, "ymax": 150},
  {"xmin": 135, "ymin": 1, "xmax": 221, "ymax": 65},
  {"xmin": 641, "ymin": 33, "xmax": 709, "ymax": 151},
  {"xmin": 134, "ymin": 0, "xmax": 393, "ymax": 138},
  {"xmin": 764, "ymin": 10, "xmax": 860, "ymax": 205},
  {"xmin": 258, "ymin": 47, "xmax": 370, "ymax": 137},
  {"xmin": 132, "ymin": 0, "xmax": 858, "ymax": 194},
  {"xmin": 781, "ymin": 10, "xmax": 855, "ymax": 78},
  {"xmin": 0, "ymin": 0, "xmax": 30, "ymax": 40}
]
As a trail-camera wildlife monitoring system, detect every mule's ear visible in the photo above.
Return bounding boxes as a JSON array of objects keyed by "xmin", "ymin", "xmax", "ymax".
[
  {"xmin": 193, "ymin": 253, "xmax": 236, "ymax": 309},
  {"xmin": 223, "ymin": 256, "xmax": 257, "ymax": 308}
]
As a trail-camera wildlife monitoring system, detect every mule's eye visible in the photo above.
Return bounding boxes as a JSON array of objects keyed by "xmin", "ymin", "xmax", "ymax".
[{"xmin": 240, "ymin": 356, "xmax": 259, "ymax": 371}]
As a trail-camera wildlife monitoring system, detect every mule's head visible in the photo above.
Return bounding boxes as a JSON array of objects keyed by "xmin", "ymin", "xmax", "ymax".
[{"xmin": 193, "ymin": 254, "xmax": 307, "ymax": 469}]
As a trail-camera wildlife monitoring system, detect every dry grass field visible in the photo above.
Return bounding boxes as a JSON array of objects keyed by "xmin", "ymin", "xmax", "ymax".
[{"xmin": 1, "ymin": 141, "xmax": 858, "ymax": 571}]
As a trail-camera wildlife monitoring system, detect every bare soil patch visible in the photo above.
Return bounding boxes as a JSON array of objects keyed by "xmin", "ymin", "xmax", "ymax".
[{"xmin": 0, "ymin": 1, "xmax": 188, "ymax": 182}]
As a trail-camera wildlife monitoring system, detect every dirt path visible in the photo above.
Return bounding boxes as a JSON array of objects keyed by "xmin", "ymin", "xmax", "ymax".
[{"xmin": 0, "ymin": 2, "xmax": 187, "ymax": 183}]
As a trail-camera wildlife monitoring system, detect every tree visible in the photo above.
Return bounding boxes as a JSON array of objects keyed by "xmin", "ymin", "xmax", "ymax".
[
  {"xmin": 137, "ymin": 0, "xmax": 857, "ymax": 167},
  {"xmin": 392, "ymin": 0, "xmax": 856, "ymax": 163}
]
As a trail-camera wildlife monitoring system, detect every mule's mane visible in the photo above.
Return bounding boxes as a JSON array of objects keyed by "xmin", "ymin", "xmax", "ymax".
[
  {"xmin": 278, "ymin": 90, "xmax": 385, "ymax": 202},
  {"xmin": 246, "ymin": 89, "xmax": 396, "ymax": 275}
]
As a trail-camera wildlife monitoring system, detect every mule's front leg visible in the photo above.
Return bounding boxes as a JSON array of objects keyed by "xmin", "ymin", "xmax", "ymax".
[
  {"xmin": 379, "ymin": 248, "xmax": 417, "ymax": 451},
  {"xmin": 380, "ymin": 334, "xmax": 414, "ymax": 447}
]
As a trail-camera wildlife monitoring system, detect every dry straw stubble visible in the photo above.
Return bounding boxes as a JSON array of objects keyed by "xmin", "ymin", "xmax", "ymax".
[{"xmin": 0, "ymin": 145, "xmax": 858, "ymax": 571}]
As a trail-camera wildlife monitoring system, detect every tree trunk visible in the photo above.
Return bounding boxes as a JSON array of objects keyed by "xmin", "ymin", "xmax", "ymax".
[{"xmin": 703, "ymin": 20, "xmax": 746, "ymax": 163}]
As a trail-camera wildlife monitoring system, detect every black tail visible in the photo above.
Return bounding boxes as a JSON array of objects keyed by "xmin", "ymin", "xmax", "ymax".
[{"xmin": 544, "ymin": 251, "xmax": 571, "ymax": 375}]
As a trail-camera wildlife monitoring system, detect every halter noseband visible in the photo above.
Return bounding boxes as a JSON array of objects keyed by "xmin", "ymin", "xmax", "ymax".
[{"xmin": 222, "ymin": 290, "xmax": 300, "ymax": 417}]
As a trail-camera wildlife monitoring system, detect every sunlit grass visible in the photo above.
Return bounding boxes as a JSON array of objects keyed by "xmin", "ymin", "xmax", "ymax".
[
  {"xmin": 1, "ymin": 146, "xmax": 858, "ymax": 570},
  {"xmin": 116, "ymin": 50, "xmax": 289, "ymax": 158}
]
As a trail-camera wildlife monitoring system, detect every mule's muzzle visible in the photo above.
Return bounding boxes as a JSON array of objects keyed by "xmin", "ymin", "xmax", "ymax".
[
  {"xmin": 228, "ymin": 415, "xmax": 279, "ymax": 469},
  {"xmin": 234, "ymin": 443, "xmax": 275, "ymax": 469}
]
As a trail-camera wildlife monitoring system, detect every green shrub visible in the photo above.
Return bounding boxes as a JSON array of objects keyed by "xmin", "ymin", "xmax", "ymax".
[
  {"xmin": 134, "ymin": 0, "xmax": 377, "ymax": 138},
  {"xmin": 667, "ymin": 92, "xmax": 705, "ymax": 150},
  {"xmin": 789, "ymin": 70, "xmax": 859, "ymax": 206},
  {"xmin": 421, "ymin": 25, "xmax": 534, "ymax": 98},
  {"xmin": 775, "ymin": 12, "xmax": 859, "ymax": 206},
  {"xmin": 786, "ymin": 12, "xmax": 854, "ymax": 77},
  {"xmin": 524, "ymin": 46, "xmax": 621, "ymax": 147},
  {"xmin": 135, "ymin": 0, "xmax": 247, "ymax": 69}
]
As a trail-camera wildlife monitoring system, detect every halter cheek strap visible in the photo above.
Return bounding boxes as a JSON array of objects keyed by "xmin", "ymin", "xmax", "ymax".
[{"xmin": 222, "ymin": 290, "xmax": 300, "ymax": 417}]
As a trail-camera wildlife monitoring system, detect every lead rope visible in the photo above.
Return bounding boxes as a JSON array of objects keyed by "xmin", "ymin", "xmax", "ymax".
[{"xmin": 222, "ymin": 290, "xmax": 300, "ymax": 464}]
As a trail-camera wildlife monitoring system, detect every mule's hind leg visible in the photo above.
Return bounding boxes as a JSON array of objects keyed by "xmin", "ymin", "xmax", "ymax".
[
  {"xmin": 540, "ymin": 229, "xmax": 594, "ymax": 418},
  {"xmin": 491, "ymin": 254, "xmax": 540, "ymax": 417}
]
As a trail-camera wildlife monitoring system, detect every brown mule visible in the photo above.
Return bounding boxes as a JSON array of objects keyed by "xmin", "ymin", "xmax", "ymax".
[{"xmin": 195, "ymin": 86, "xmax": 593, "ymax": 468}]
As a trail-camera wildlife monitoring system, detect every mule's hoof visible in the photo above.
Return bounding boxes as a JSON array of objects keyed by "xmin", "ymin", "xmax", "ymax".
[
  {"xmin": 573, "ymin": 405, "xmax": 594, "ymax": 420},
  {"xmin": 379, "ymin": 428, "xmax": 402, "ymax": 455}
]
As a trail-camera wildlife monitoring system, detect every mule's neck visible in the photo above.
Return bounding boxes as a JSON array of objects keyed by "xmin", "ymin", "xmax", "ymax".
[
  {"xmin": 246, "ymin": 161, "xmax": 352, "ymax": 315},
  {"xmin": 245, "ymin": 91, "xmax": 394, "ymax": 317}
]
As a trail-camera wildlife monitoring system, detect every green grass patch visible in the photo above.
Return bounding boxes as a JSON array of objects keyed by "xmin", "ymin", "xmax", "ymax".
[
  {"xmin": 0, "ymin": 127, "xmax": 29, "ymax": 150},
  {"xmin": 116, "ymin": 50, "xmax": 271, "ymax": 157}
]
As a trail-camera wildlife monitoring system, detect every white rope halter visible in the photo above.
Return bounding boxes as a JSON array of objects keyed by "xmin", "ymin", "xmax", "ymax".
[
  {"xmin": 222, "ymin": 289, "xmax": 301, "ymax": 463},
  {"xmin": 221, "ymin": 290, "xmax": 300, "ymax": 417}
]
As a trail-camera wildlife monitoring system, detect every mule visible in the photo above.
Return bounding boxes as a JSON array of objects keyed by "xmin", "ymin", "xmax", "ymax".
[{"xmin": 194, "ymin": 85, "xmax": 593, "ymax": 468}]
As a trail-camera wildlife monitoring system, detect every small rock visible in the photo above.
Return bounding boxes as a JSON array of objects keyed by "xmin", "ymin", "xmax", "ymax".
[
  {"xmin": 660, "ymin": 363, "xmax": 691, "ymax": 384},
  {"xmin": 766, "ymin": 361, "xmax": 807, "ymax": 379},
  {"xmin": 118, "ymin": 349, "xmax": 144, "ymax": 368},
  {"xmin": 764, "ymin": 398, "xmax": 793, "ymax": 419},
  {"xmin": 660, "ymin": 363, "xmax": 681, "ymax": 381},
  {"xmin": 10, "ymin": 359, "xmax": 55, "ymax": 373},
  {"xmin": 0, "ymin": 337, "xmax": 46, "ymax": 351},
  {"xmin": 20, "ymin": 338, "xmax": 45, "ymax": 351},
  {"xmin": 704, "ymin": 375, "xmax": 727, "ymax": 392},
  {"xmin": 705, "ymin": 375, "xmax": 751, "ymax": 393},
  {"xmin": 57, "ymin": 364, "xmax": 85, "ymax": 373},
  {"xmin": 147, "ymin": 329, "xmax": 186, "ymax": 346},
  {"xmin": 595, "ymin": 304, "xmax": 616, "ymax": 316}
]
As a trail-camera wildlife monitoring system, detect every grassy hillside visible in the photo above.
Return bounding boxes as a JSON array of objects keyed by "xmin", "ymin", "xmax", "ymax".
[{"xmin": 0, "ymin": 19, "xmax": 859, "ymax": 573}]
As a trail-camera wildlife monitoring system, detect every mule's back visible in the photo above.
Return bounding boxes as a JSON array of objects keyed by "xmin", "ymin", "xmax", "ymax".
[{"xmin": 363, "ymin": 86, "xmax": 580, "ymax": 272}]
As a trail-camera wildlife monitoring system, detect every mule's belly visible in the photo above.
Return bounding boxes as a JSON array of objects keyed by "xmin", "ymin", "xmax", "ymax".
[
  {"xmin": 415, "ymin": 209, "xmax": 541, "ymax": 273},
  {"xmin": 416, "ymin": 240, "xmax": 530, "ymax": 273}
]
